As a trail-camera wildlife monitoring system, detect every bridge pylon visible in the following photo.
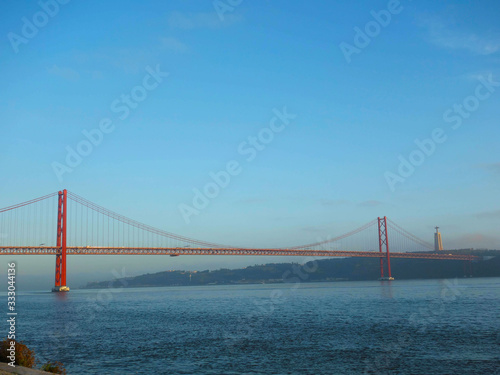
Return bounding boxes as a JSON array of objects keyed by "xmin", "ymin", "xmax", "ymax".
[
  {"xmin": 52, "ymin": 189, "xmax": 69, "ymax": 292},
  {"xmin": 378, "ymin": 216, "xmax": 393, "ymax": 281}
]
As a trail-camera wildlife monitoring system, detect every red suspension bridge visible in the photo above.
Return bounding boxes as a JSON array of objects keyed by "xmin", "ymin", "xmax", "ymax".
[{"xmin": 0, "ymin": 190, "xmax": 479, "ymax": 291}]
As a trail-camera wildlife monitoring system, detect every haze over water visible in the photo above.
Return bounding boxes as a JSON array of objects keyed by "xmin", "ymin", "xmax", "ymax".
[{"xmin": 8, "ymin": 278, "xmax": 500, "ymax": 374}]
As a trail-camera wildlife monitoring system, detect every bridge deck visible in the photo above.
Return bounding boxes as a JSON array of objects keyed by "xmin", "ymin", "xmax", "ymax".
[{"xmin": 0, "ymin": 246, "xmax": 480, "ymax": 261}]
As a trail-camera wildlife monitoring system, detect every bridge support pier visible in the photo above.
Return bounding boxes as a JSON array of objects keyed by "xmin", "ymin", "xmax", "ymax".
[
  {"xmin": 463, "ymin": 258, "xmax": 473, "ymax": 278},
  {"xmin": 378, "ymin": 216, "xmax": 393, "ymax": 281},
  {"xmin": 52, "ymin": 189, "xmax": 69, "ymax": 292}
]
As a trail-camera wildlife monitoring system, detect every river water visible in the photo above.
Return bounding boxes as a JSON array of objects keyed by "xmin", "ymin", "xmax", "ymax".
[{"xmin": 5, "ymin": 278, "xmax": 500, "ymax": 374}]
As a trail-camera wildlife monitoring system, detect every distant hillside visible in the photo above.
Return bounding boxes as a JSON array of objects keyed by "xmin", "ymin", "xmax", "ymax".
[{"xmin": 82, "ymin": 252, "xmax": 500, "ymax": 289}]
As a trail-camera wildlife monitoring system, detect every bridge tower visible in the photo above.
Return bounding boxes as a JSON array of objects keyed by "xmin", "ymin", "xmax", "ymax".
[
  {"xmin": 53, "ymin": 189, "xmax": 69, "ymax": 292},
  {"xmin": 434, "ymin": 227, "xmax": 443, "ymax": 251},
  {"xmin": 378, "ymin": 216, "xmax": 393, "ymax": 280}
]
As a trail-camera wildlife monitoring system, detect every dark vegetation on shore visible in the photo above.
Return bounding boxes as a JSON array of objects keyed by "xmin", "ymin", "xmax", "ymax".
[
  {"xmin": 83, "ymin": 250, "xmax": 500, "ymax": 289},
  {"xmin": 0, "ymin": 339, "xmax": 66, "ymax": 374}
]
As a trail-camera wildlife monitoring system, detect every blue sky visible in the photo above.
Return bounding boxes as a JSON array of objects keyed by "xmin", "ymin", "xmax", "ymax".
[{"xmin": 1, "ymin": 0, "xmax": 499, "ymax": 288}]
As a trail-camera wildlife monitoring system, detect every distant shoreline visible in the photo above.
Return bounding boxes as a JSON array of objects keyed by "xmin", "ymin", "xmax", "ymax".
[
  {"xmin": 78, "ymin": 275, "xmax": 500, "ymax": 291},
  {"xmin": 80, "ymin": 253, "xmax": 500, "ymax": 290}
]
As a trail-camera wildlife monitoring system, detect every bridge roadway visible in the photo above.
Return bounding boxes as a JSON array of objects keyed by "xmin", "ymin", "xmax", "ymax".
[{"xmin": 0, "ymin": 246, "xmax": 480, "ymax": 261}]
